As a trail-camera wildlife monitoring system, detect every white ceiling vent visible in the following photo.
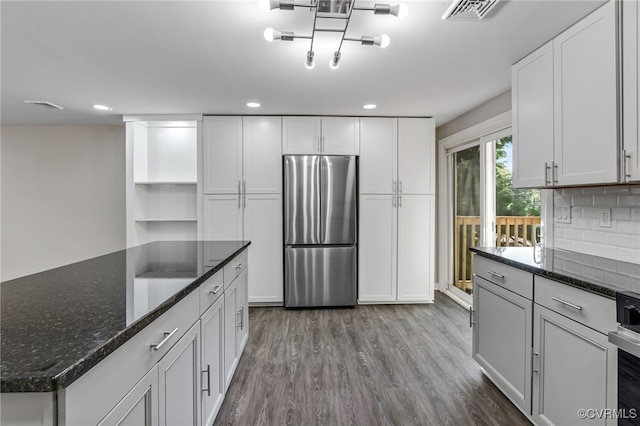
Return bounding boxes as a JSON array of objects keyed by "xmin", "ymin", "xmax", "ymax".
[
  {"xmin": 22, "ymin": 100, "xmax": 64, "ymax": 110},
  {"xmin": 441, "ymin": 0, "xmax": 500, "ymax": 20}
]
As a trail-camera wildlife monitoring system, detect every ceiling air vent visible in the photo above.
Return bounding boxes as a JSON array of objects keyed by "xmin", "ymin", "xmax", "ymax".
[
  {"xmin": 442, "ymin": 0, "xmax": 500, "ymax": 20},
  {"xmin": 23, "ymin": 100, "xmax": 64, "ymax": 110}
]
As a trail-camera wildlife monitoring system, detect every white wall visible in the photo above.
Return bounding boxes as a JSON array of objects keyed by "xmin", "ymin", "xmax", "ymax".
[{"xmin": 1, "ymin": 125, "xmax": 126, "ymax": 281}]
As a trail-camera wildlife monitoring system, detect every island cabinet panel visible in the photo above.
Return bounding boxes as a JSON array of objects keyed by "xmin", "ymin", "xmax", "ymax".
[
  {"xmin": 200, "ymin": 296, "xmax": 225, "ymax": 426},
  {"xmin": 158, "ymin": 322, "xmax": 201, "ymax": 426},
  {"xmin": 98, "ymin": 366, "xmax": 158, "ymax": 426}
]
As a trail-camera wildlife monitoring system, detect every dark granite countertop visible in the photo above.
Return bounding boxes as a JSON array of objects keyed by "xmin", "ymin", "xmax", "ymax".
[
  {"xmin": 470, "ymin": 246, "xmax": 640, "ymax": 299},
  {"xmin": 1, "ymin": 240, "xmax": 250, "ymax": 393}
]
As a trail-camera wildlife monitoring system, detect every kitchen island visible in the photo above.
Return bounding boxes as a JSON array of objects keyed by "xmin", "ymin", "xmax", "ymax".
[{"xmin": 1, "ymin": 240, "xmax": 250, "ymax": 425}]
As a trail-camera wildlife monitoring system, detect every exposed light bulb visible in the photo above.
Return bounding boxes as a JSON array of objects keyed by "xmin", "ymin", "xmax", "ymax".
[
  {"xmin": 305, "ymin": 50, "xmax": 315, "ymax": 69},
  {"xmin": 259, "ymin": 0, "xmax": 271, "ymax": 12},
  {"xmin": 390, "ymin": 3, "xmax": 408, "ymax": 19},
  {"xmin": 264, "ymin": 28, "xmax": 275, "ymax": 42},
  {"xmin": 373, "ymin": 34, "xmax": 391, "ymax": 48},
  {"xmin": 329, "ymin": 51, "xmax": 341, "ymax": 70}
]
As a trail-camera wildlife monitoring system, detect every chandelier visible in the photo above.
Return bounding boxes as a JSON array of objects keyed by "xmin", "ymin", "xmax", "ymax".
[{"xmin": 260, "ymin": 0, "xmax": 408, "ymax": 69}]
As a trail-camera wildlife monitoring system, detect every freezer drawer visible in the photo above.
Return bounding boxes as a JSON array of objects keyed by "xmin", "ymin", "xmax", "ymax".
[{"xmin": 285, "ymin": 246, "xmax": 357, "ymax": 307}]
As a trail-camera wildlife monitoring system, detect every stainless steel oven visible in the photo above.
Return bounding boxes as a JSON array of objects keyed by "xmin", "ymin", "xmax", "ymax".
[{"xmin": 608, "ymin": 291, "xmax": 640, "ymax": 425}]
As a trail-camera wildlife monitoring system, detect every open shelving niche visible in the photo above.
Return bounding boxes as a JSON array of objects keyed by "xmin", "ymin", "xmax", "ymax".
[{"xmin": 125, "ymin": 115, "xmax": 203, "ymax": 316}]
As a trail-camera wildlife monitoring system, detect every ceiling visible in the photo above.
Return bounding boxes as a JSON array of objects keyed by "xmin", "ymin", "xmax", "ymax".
[{"xmin": 1, "ymin": 0, "xmax": 606, "ymax": 127}]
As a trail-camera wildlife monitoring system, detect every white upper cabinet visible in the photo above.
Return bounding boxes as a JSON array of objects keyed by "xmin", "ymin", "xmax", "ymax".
[
  {"xmin": 243, "ymin": 117, "xmax": 282, "ymax": 193},
  {"xmin": 623, "ymin": 0, "xmax": 640, "ymax": 182},
  {"xmin": 512, "ymin": 1, "xmax": 619, "ymax": 188},
  {"xmin": 360, "ymin": 118, "xmax": 398, "ymax": 194},
  {"xmin": 282, "ymin": 117, "xmax": 359, "ymax": 155},
  {"xmin": 321, "ymin": 117, "xmax": 360, "ymax": 155},
  {"xmin": 512, "ymin": 42, "xmax": 554, "ymax": 188},
  {"xmin": 204, "ymin": 117, "xmax": 243, "ymax": 194},
  {"xmin": 553, "ymin": 0, "xmax": 618, "ymax": 186},
  {"xmin": 398, "ymin": 118, "xmax": 435, "ymax": 194}
]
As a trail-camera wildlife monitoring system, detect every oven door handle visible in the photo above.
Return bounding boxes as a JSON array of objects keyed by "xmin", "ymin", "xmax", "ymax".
[{"xmin": 608, "ymin": 327, "xmax": 640, "ymax": 358}]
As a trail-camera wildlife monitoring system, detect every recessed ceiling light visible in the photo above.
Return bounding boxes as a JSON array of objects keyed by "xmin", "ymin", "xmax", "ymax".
[
  {"xmin": 93, "ymin": 104, "xmax": 112, "ymax": 111},
  {"xmin": 363, "ymin": 104, "xmax": 377, "ymax": 110},
  {"xmin": 246, "ymin": 102, "xmax": 261, "ymax": 108}
]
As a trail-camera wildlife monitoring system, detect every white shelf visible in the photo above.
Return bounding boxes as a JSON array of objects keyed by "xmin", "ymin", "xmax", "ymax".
[{"xmin": 135, "ymin": 218, "xmax": 197, "ymax": 222}]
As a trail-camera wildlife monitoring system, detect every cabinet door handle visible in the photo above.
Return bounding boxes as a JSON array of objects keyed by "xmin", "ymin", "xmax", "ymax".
[
  {"xmin": 469, "ymin": 307, "xmax": 475, "ymax": 327},
  {"xmin": 238, "ymin": 181, "xmax": 242, "ymax": 209},
  {"xmin": 532, "ymin": 351, "xmax": 539, "ymax": 373},
  {"xmin": 392, "ymin": 180, "xmax": 397, "ymax": 193},
  {"xmin": 623, "ymin": 150, "xmax": 631, "ymax": 183},
  {"xmin": 398, "ymin": 195, "xmax": 402, "ymax": 207},
  {"xmin": 551, "ymin": 296, "xmax": 582, "ymax": 311},
  {"xmin": 392, "ymin": 195, "xmax": 396, "ymax": 208},
  {"xmin": 544, "ymin": 162, "xmax": 551, "ymax": 186},
  {"xmin": 487, "ymin": 270, "xmax": 504, "ymax": 279},
  {"xmin": 202, "ymin": 365, "xmax": 211, "ymax": 397},
  {"xmin": 235, "ymin": 263, "xmax": 244, "ymax": 270},
  {"xmin": 237, "ymin": 307, "xmax": 245, "ymax": 330},
  {"xmin": 399, "ymin": 180, "xmax": 403, "ymax": 193},
  {"xmin": 150, "ymin": 327, "xmax": 179, "ymax": 351},
  {"xmin": 209, "ymin": 284, "xmax": 223, "ymax": 295},
  {"xmin": 552, "ymin": 162, "xmax": 558, "ymax": 185}
]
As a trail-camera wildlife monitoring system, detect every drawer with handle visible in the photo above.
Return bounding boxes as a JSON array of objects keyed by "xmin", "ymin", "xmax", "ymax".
[
  {"xmin": 534, "ymin": 275, "xmax": 616, "ymax": 334},
  {"xmin": 474, "ymin": 256, "xmax": 533, "ymax": 300},
  {"xmin": 61, "ymin": 290, "xmax": 199, "ymax": 426},
  {"xmin": 200, "ymin": 270, "xmax": 224, "ymax": 315},
  {"xmin": 224, "ymin": 249, "xmax": 247, "ymax": 288}
]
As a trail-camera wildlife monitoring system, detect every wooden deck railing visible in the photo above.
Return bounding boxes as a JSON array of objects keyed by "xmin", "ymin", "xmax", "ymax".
[{"xmin": 454, "ymin": 216, "xmax": 541, "ymax": 293}]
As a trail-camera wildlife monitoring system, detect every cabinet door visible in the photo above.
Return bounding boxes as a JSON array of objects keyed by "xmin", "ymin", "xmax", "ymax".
[
  {"xmin": 358, "ymin": 194, "xmax": 397, "ymax": 303},
  {"xmin": 359, "ymin": 118, "xmax": 397, "ymax": 194},
  {"xmin": 243, "ymin": 117, "xmax": 283, "ymax": 193},
  {"xmin": 512, "ymin": 42, "xmax": 555, "ymax": 188},
  {"xmin": 203, "ymin": 195, "xmax": 243, "ymax": 241},
  {"xmin": 321, "ymin": 117, "xmax": 360, "ymax": 155},
  {"xmin": 235, "ymin": 268, "xmax": 249, "ymax": 355},
  {"xmin": 397, "ymin": 194, "xmax": 434, "ymax": 302},
  {"xmin": 397, "ymin": 118, "xmax": 435, "ymax": 194},
  {"xmin": 623, "ymin": 0, "xmax": 640, "ymax": 182},
  {"xmin": 201, "ymin": 297, "xmax": 225, "ymax": 426},
  {"xmin": 223, "ymin": 280, "xmax": 239, "ymax": 391},
  {"xmin": 158, "ymin": 322, "xmax": 201, "ymax": 426},
  {"xmin": 98, "ymin": 366, "xmax": 158, "ymax": 426},
  {"xmin": 282, "ymin": 117, "xmax": 321, "ymax": 154},
  {"xmin": 203, "ymin": 116, "xmax": 243, "ymax": 194},
  {"xmin": 244, "ymin": 194, "xmax": 283, "ymax": 304},
  {"xmin": 473, "ymin": 276, "xmax": 532, "ymax": 415},
  {"xmin": 533, "ymin": 304, "xmax": 617, "ymax": 426},
  {"xmin": 553, "ymin": 1, "xmax": 618, "ymax": 186}
]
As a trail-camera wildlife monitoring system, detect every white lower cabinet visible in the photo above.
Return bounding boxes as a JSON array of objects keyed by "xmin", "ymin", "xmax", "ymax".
[
  {"xmin": 98, "ymin": 366, "xmax": 158, "ymax": 426},
  {"xmin": 158, "ymin": 322, "xmax": 201, "ymax": 426},
  {"xmin": 533, "ymin": 304, "xmax": 617, "ymax": 426},
  {"xmin": 201, "ymin": 296, "xmax": 225, "ymax": 426},
  {"xmin": 223, "ymin": 267, "xmax": 248, "ymax": 392},
  {"xmin": 358, "ymin": 194, "xmax": 434, "ymax": 303},
  {"xmin": 472, "ymin": 275, "xmax": 532, "ymax": 414}
]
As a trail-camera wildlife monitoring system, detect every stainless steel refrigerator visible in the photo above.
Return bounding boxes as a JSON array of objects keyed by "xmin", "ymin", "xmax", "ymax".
[{"xmin": 284, "ymin": 155, "xmax": 357, "ymax": 308}]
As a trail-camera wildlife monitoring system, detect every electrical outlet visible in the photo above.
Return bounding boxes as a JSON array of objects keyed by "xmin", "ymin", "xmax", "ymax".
[{"xmin": 599, "ymin": 208, "xmax": 612, "ymax": 228}]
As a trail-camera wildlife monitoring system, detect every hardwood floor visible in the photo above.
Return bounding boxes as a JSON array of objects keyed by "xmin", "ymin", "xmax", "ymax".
[{"xmin": 215, "ymin": 292, "xmax": 530, "ymax": 426}]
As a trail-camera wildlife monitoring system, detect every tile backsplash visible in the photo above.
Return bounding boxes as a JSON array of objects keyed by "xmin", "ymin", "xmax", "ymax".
[{"xmin": 553, "ymin": 185, "xmax": 640, "ymax": 264}]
